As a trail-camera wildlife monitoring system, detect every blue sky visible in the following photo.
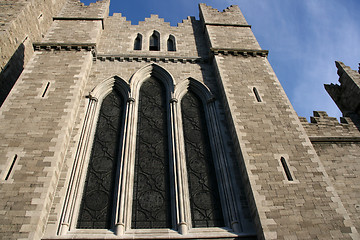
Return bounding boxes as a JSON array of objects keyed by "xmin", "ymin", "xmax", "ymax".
[{"xmin": 81, "ymin": 0, "xmax": 360, "ymax": 120}]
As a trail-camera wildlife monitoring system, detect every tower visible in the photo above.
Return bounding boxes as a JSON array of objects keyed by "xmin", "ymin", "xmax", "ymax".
[{"xmin": 0, "ymin": 1, "xmax": 359, "ymax": 239}]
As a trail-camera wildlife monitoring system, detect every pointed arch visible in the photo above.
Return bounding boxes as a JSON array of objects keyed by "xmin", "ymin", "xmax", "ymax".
[
  {"xmin": 131, "ymin": 76, "xmax": 172, "ymax": 229},
  {"xmin": 129, "ymin": 64, "xmax": 175, "ymax": 100},
  {"xmin": 134, "ymin": 33, "xmax": 142, "ymax": 50},
  {"xmin": 176, "ymin": 79, "xmax": 224, "ymax": 228},
  {"xmin": 149, "ymin": 30, "xmax": 160, "ymax": 51},
  {"xmin": 90, "ymin": 75, "xmax": 130, "ymax": 101},
  {"xmin": 167, "ymin": 35, "xmax": 176, "ymax": 51},
  {"xmin": 58, "ymin": 76, "xmax": 130, "ymax": 234},
  {"xmin": 174, "ymin": 77, "xmax": 213, "ymax": 104},
  {"xmin": 174, "ymin": 77, "xmax": 243, "ymax": 232}
]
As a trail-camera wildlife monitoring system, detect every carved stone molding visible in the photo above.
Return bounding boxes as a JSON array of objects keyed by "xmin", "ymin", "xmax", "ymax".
[{"xmin": 210, "ymin": 48, "xmax": 269, "ymax": 57}]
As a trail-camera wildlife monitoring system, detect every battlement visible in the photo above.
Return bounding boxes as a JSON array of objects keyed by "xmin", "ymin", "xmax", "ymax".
[
  {"xmin": 300, "ymin": 111, "xmax": 360, "ymax": 141},
  {"xmin": 138, "ymin": 14, "xmax": 171, "ymax": 27},
  {"xmin": 199, "ymin": 4, "xmax": 248, "ymax": 26},
  {"xmin": 325, "ymin": 61, "xmax": 360, "ymax": 117},
  {"xmin": 57, "ymin": 0, "xmax": 110, "ymax": 19}
]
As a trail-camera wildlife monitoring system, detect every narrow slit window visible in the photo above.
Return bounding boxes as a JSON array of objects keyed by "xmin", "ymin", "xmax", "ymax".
[
  {"xmin": 5, "ymin": 155, "xmax": 18, "ymax": 180},
  {"xmin": 253, "ymin": 87, "xmax": 262, "ymax": 102},
  {"xmin": 134, "ymin": 34, "xmax": 142, "ymax": 50},
  {"xmin": 149, "ymin": 31, "xmax": 160, "ymax": 51},
  {"xmin": 167, "ymin": 35, "xmax": 176, "ymax": 51},
  {"xmin": 280, "ymin": 157, "xmax": 293, "ymax": 181},
  {"xmin": 42, "ymin": 82, "xmax": 50, "ymax": 97}
]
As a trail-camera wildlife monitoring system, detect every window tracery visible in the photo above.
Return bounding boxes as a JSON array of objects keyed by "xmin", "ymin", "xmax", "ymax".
[
  {"xmin": 58, "ymin": 65, "xmax": 255, "ymax": 239},
  {"xmin": 77, "ymin": 90, "xmax": 124, "ymax": 229},
  {"xmin": 181, "ymin": 90, "xmax": 224, "ymax": 227},
  {"xmin": 131, "ymin": 77, "xmax": 172, "ymax": 229}
]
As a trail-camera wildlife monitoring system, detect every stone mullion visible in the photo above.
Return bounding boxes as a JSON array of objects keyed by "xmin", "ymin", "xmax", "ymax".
[
  {"xmin": 124, "ymin": 94, "xmax": 140, "ymax": 231},
  {"xmin": 206, "ymin": 100, "xmax": 241, "ymax": 233},
  {"xmin": 58, "ymin": 96, "xmax": 98, "ymax": 235},
  {"xmin": 170, "ymin": 98, "xmax": 191, "ymax": 234},
  {"xmin": 115, "ymin": 97, "xmax": 135, "ymax": 235}
]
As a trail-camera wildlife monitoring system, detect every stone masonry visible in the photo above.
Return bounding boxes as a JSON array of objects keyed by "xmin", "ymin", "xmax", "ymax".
[{"xmin": 0, "ymin": 0, "xmax": 359, "ymax": 239}]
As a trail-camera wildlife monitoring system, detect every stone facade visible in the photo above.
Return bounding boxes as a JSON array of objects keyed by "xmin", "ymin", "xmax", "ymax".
[{"xmin": 0, "ymin": 0, "xmax": 359, "ymax": 239}]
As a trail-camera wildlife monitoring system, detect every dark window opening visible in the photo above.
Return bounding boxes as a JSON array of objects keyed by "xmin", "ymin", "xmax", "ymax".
[
  {"xmin": 149, "ymin": 31, "xmax": 160, "ymax": 51},
  {"xmin": 134, "ymin": 34, "xmax": 142, "ymax": 50},
  {"xmin": 253, "ymin": 87, "xmax": 262, "ymax": 102},
  {"xmin": 167, "ymin": 35, "xmax": 176, "ymax": 51},
  {"xmin": 280, "ymin": 157, "xmax": 293, "ymax": 181},
  {"xmin": 5, "ymin": 154, "xmax": 18, "ymax": 180},
  {"xmin": 42, "ymin": 82, "xmax": 50, "ymax": 97}
]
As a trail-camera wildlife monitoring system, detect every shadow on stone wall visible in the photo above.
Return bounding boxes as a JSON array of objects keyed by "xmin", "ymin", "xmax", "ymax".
[{"xmin": 0, "ymin": 43, "xmax": 25, "ymax": 107}]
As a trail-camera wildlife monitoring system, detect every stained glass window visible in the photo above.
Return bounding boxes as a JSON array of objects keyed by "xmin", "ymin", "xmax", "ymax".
[
  {"xmin": 181, "ymin": 91, "xmax": 224, "ymax": 228},
  {"xmin": 131, "ymin": 77, "xmax": 171, "ymax": 229},
  {"xmin": 77, "ymin": 90, "xmax": 124, "ymax": 229}
]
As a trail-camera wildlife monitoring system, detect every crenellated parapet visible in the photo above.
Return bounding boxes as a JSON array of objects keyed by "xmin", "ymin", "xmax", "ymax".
[
  {"xmin": 300, "ymin": 111, "xmax": 360, "ymax": 142},
  {"xmin": 199, "ymin": 4, "xmax": 262, "ymax": 54},
  {"xmin": 56, "ymin": 0, "xmax": 110, "ymax": 20},
  {"xmin": 36, "ymin": 0, "xmax": 110, "ymax": 48},
  {"xmin": 325, "ymin": 61, "xmax": 360, "ymax": 118},
  {"xmin": 199, "ymin": 4, "xmax": 249, "ymax": 26}
]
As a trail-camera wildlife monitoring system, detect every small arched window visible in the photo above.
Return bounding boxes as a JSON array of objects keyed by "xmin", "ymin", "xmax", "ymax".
[
  {"xmin": 167, "ymin": 35, "xmax": 176, "ymax": 51},
  {"xmin": 149, "ymin": 31, "xmax": 160, "ymax": 51},
  {"xmin": 134, "ymin": 34, "xmax": 142, "ymax": 50}
]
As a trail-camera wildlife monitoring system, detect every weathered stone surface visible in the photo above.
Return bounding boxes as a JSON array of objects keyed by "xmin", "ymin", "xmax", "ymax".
[{"xmin": 0, "ymin": 1, "xmax": 359, "ymax": 240}]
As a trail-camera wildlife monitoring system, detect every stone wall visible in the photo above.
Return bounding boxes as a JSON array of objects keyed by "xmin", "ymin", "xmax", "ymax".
[
  {"xmin": 0, "ymin": 0, "xmax": 67, "ymax": 106},
  {"xmin": 0, "ymin": 1, "xmax": 359, "ymax": 239},
  {"xmin": 300, "ymin": 111, "xmax": 360, "ymax": 235},
  {"xmin": 201, "ymin": 4, "xmax": 359, "ymax": 240},
  {"xmin": 0, "ymin": 50, "xmax": 93, "ymax": 239}
]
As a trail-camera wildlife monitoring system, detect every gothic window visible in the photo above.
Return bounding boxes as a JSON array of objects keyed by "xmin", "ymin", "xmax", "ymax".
[
  {"xmin": 131, "ymin": 77, "xmax": 172, "ymax": 229},
  {"xmin": 58, "ymin": 66, "xmax": 256, "ymax": 238},
  {"xmin": 181, "ymin": 90, "xmax": 224, "ymax": 228},
  {"xmin": 134, "ymin": 34, "xmax": 142, "ymax": 50},
  {"xmin": 77, "ymin": 90, "xmax": 124, "ymax": 229},
  {"xmin": 149, "ymin": 31, "xmax": 160, "ymax": 51},
  {"xmin": 167, "ymin": 35, "xmax": 176, "ymax": 51}
]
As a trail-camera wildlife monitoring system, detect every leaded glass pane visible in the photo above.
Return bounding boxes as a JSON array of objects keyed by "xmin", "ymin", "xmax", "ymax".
[
  {"xmin": 77, "ymin": 91, "xmax": 124, "ymax": 229},
  {"xmin": 131, "ymin": 77, "xmax": 171, "ymax": 229},
  {"xmin": 181, "ymin": 91, "xmax": 224, "ymax": 228}
]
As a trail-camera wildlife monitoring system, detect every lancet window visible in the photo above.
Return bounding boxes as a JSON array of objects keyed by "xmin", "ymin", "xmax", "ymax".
[
  {"xmin": 167, "ymin": 35, "xmax": 176, "ymax": 51},
  {"xmin": 134, "ymin": 34, "xmax": 142, "ymax": 50},
  {"xmin": 149, "ymin": 31, "xmax": 160, "ymax": 51},
  {"xmin": 131, "ymin": 77, "xmax": 172, "ymax": 229},
  {"xmin": 58, "ymin": 65, "xmax": 255, "ymax": 239}
]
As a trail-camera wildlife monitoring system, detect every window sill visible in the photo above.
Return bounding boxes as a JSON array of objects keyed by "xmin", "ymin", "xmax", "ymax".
[{"xmin": 43, "ymin": 227, "xmax": 256, "ymax": 239}]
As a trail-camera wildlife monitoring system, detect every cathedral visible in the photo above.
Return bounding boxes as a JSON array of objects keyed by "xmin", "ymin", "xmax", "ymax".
[{"xmin": 0, "ymin": 0, "xmax": 359, "ymax": 239}]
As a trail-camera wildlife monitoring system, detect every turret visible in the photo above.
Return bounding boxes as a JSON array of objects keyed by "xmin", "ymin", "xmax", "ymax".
[{"xmin": 325, "ymin": 61, "xmax": 360, "ymax": 119}]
